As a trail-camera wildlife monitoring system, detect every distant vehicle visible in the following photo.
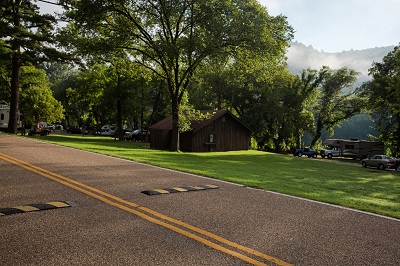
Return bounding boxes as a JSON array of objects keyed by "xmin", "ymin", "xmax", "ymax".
[
  {"xmin": 320, "ymin": 139, "xmax": 384, "ymax": 159},
  {"xmin": 67, "ymin": 126, "xmax": 88, "ymax": 134},
  {"xmin": 292, "ymin": 147, "xmax": 318, "ymax": 158},
  {"xmin": 99, "ymin": 128, "xmax": 115, "ymax": 136},
  {"xmin": 125, "ymin": 129, "xmax": 149, "ymax": 141},
  {"xmin": 101, "ymin": 124, "xmax": 116, "ymax": 130},
  {"xmin": 28, "ymin": 122, "xmax": 51, "ymax": 136},
  {"xmin": 96, "ymin": 124, "xmax": 116, "ymax": 136},
  {"xmin": 361, "ymin": 155, "xmax": 397, "ymax": 170},
  {"xmin": 124, "ymin": 130, "xmax": 135, "ymax": 140},
  {"xmin": 47, "ymin": 124, "xmax": 63, "ymax": 130},
  {"xmin": 0, "ymin": 102, "xmax": 23, "ymax": 130}
]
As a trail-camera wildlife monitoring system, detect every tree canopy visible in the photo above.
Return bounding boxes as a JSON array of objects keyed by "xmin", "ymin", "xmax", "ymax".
[
  {"xmin": 0, "ymin": 0, "xmax": 66, "ymax": 133},
  {"xmin": 19, "ymin": 66, "xmax": 64, "ymax": 125},
  {"xmin": 359, "ymin": 44, "xmax": 400, "ymax": 155},
  {"xmin": 309, "ymin": 66, "xmax": 364, "ymax": 147},
  {"xmin": 61, "ymin": 0, "xmax": 294, "ymax": 150},
  {"xmin": 2, "ymin": 1, "xmax": 393, "ymax": 154}
]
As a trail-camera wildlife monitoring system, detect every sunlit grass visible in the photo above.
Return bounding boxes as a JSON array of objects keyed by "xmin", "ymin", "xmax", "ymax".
[{"xmin": 29, "ymin": 133, "xmax": 400, "ymax": 219}]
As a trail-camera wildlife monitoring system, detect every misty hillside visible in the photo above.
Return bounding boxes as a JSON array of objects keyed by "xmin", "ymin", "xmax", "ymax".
[
  {"xmin": 286, "ymin": 42, "xmax": 395, "ymax": 87},
  {"xmin": 286, "ymin": 42, "xmax": 396, "ymax": 143}
]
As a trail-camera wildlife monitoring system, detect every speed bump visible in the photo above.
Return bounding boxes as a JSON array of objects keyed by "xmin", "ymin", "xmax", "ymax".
[
  {"xmin": 141, "ymin": 184, "xmax": 219, "ymax": 196},
  {"xmin": 0, "ymin": 201, "xmax": 74, "ymax": 216}
]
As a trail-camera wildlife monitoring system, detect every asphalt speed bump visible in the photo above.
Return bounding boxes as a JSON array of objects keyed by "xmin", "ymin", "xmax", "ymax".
[
  {"xmin": 141, "ymin": 184, "xmax": 219, "ymax": 196},
  {"xmin": 0, "ymin": 201, "xmax": 75, "ymax": 216}
]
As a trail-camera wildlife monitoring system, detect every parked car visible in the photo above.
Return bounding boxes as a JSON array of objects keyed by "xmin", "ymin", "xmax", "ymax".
[
  {"xmin": 361, "ymin": 155, "xmax": 397, "ymax": 170},
  {"xmin": 67, "ymin": 126, "xmax": 89, "ymax": 135},
  {"xmin": 125, "ymin": 129, "xmax": 149, "ymax": 141},
  {"xmin": 124, "ymin": 130, "xmax": 135, "ymax": 140},
  {"xmin": 99, "ymin": 128, "xmax": 115, "ymax": 136},
  {"xmin": 292, "ymin": 147, "xmax": 318, "ymax": 158}
]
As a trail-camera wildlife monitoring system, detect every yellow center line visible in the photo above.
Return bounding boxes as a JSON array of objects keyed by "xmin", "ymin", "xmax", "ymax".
[{"xmin": 0, "ymin": 152, "xmax": 292, "ymax": 266}]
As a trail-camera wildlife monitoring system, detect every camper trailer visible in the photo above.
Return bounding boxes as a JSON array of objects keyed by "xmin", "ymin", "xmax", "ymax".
[
  {"xmin": 0, "ymin": 103, "xmax": 22, "ymax": 130},
  {"xmin": 320, "ymin": 139, "xmax": 384, "ymax": 159}
]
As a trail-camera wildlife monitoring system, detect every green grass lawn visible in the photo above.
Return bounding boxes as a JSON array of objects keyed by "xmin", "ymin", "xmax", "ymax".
[{"xmin": 29, "ymin": 133, "xmax": 400, "ymax": 219}]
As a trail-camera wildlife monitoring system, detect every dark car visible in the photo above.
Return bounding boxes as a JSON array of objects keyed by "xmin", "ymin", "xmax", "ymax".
[
  {"xmin": 292, "ymin": 147, "xmax": 318, "ymax": 158},
  {"xmin": 125, "ymin": 129, "xmax": 149, "ymax": 141},
  {"xmin": 67, "ymin": 126, "xmax": 88, "ymax": 135},
  {"xmin": 361, "ymin": 155, "xmax": 397, "ymax": 170}
]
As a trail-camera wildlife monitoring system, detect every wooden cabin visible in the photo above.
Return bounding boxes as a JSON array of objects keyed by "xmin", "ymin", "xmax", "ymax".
[{"xmin": 149, "ymin": 110, "xmax": 252, "ymax": 152}]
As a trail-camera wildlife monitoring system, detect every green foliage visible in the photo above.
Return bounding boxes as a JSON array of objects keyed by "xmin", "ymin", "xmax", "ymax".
[
  {"xmin": 0, "ymin": 0, "xmax": 59, "ymax": 64},
  {"xmin": 61, "ymin": 0, "xmax": 293, "ymax": 150},
  {"xmin": 60, "ymin": 60, "xmax": 162, "ymax": 134},
  {"xmin": 309, "ymin": 66, "xmax": 364, "ymax": 146},
  {"xmin": 19, "ymin": 66, "xmax": 64, "ymax": 125},
  {"xmin": 1, "ymin": 0, "xmax": 69, "ymax": 133},
  {"xmin": 359, "ymin": 45, "xmax": 400, "ymax": 156},
  {"xmin": 191, "ymin": 56, "xmax": 318, "ymax": 152},
  {"xmin": 178, "ymin": 92, "xmax": 214, "ymax": 133},
  {"xmin": 0, "ymin": 40, "xmax": 12, "ymax": 102}
]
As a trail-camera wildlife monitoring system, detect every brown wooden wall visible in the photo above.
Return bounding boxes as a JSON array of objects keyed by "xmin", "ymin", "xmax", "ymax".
[
  {"xmin": 181, "ymin": 114, "xmax": 250, "ymax": 152},
  {"xmin": 149, "ymin": 129, "xmax": 171, "ymax": 150}
]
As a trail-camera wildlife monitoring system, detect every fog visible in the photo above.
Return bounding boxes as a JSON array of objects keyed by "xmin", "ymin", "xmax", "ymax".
[{"xmin": 287, "ymin": 42, "xmax": 395, "ymax": 87}]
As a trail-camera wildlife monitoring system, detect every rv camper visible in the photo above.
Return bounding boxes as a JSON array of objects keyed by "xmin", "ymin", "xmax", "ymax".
[
  {"xmin": 320, "ymin": 139, "xmax": 384, "ymax": 159},
  {"xmin": 0, "ymin": 103, "xmax": 23, "ymax": 130}
]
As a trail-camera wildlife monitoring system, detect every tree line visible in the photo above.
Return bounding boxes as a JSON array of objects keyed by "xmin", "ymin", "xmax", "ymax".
[{"xmin": 1, "ymin": 1, "xmax": 399, "ymax": 155}]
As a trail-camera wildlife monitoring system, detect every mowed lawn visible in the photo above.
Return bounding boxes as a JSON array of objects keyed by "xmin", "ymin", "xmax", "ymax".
[{"xmin": 31, "ymin": 134, "xmax": 400, "ymax": 219}]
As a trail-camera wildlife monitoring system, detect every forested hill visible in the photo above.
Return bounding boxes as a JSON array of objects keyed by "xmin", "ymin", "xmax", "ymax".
[
  {"xmin": 286, "ymin": 42, "xmax": 395, "ymax": 87},
  {"xmin": 287, "ymin": 42, "xmax": 396, "ymax": 142}
]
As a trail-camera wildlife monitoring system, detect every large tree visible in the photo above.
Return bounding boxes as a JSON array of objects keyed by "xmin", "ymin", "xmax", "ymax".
[
  {"xmin": 358, "ymin": 45, "xmax": 400, "ymax": 155},
  {"xmin": 19, "ymin": 66, "xmax": 64, "ymax": 126},
  {"xmin": 189, "ymin": 51, "xmax": 319, "ymax": 152},
  {"xmin": 62, "ymin": 0, "xmax": 293, "ymax": 151},
  {"xmin": 0, "ymin": 0, "xmax": 65, "ymax": 133},
  {"xmin": 309, "ymin": 66, "xmax": 364, "ymax": 147}
]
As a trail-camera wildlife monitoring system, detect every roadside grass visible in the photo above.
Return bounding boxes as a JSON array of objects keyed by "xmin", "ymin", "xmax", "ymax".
[{"xmin": 30, "ymin": 134, "xmax": 400, "ymax": 219}]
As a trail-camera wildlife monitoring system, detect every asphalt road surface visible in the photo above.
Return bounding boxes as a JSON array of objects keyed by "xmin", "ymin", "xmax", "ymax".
[{"xmin": 1, "ymin": 134, "xmax": 399, "ymax": 265}]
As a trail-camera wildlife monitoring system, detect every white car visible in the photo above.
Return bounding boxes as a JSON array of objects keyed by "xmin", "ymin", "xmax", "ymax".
[{"xmin": 99, "ymin": 129, "xmax": 115, "ymax": 136}]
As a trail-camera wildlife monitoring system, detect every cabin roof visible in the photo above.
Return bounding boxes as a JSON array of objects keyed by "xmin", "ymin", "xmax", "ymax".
[{"xmin": 149, "ymin": 110, "xmax": 252, "ymax": 133}]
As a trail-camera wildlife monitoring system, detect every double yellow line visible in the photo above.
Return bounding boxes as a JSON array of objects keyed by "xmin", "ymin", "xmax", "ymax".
[{"xmin": 0, "ymin": 152, "xmax": 292, "ymax": 266}]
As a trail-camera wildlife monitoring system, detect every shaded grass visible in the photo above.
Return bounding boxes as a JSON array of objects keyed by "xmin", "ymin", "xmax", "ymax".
[{"xmin": 31, "ymin": 134, "xmax": 400, "ymax": 219}]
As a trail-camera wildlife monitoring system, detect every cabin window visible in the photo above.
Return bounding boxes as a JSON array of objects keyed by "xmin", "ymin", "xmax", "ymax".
[
  {"xmin": 344, "ymin": 144, "xmax": 355, "ymax": 149},
  {"xmin": 0, "ymin": 113, "xmax": 4, "ymax": 120}
]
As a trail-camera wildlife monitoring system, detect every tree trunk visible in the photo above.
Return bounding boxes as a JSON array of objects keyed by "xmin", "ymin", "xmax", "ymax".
[
  {"xmin": 115, "ymin": 74, "xmax": 124, "ymax": 141},
  {"xmin": 310, "ymin": 119, "xmax": 323, "ymax": 147},
  {"xmin": 395, "ymin": 113, "xmax": 400, "ymax": 157},
  {"xmin": 116, "ymin": 98, "xmax": 124, "ymax": 140},
  {"xmin": 8, "ymin": 52, "xmax": 20, "ymax": 134},
  {"xmin": 170, "ymin": 98, "xmax": 180, "ymax": 151}
]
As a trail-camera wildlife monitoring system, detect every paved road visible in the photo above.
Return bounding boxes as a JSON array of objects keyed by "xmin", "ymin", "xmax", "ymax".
[{"xmin": 1, "ymin": 134, "xmax": 399, "ymax": 265}]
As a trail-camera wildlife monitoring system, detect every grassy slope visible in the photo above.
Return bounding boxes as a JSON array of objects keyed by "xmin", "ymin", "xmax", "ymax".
[{"xmin": 33, "ymin": 134, "xmax": 400, "ymax": 219}]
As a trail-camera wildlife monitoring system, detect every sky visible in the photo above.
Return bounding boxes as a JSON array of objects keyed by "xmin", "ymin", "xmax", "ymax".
[{"xmin": 259, "ymin": 0, "xmax": 400, "ymax": 52}]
